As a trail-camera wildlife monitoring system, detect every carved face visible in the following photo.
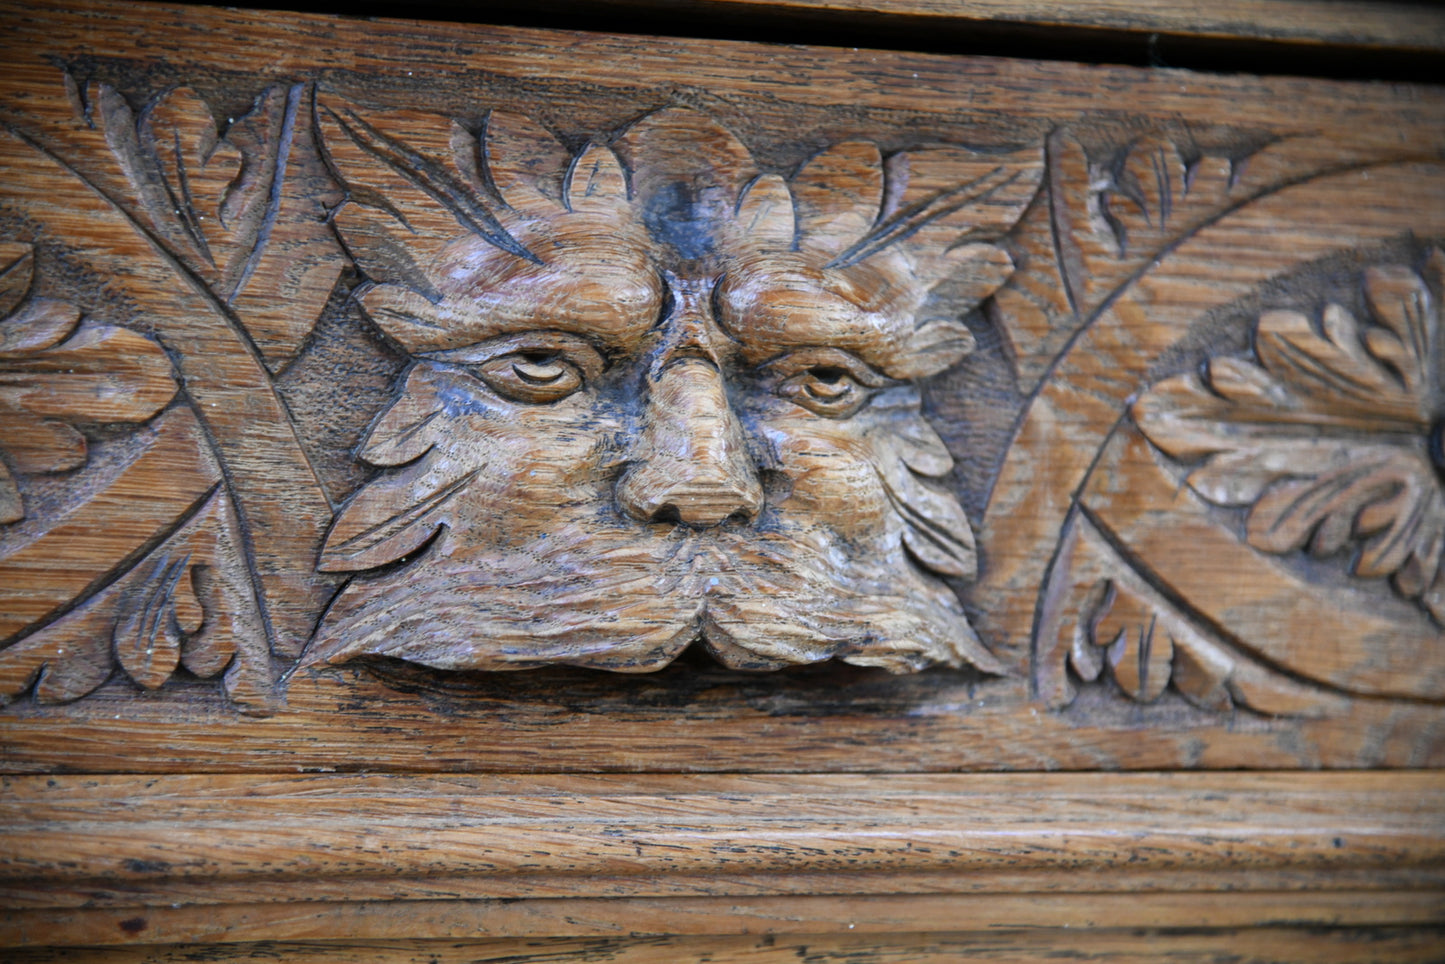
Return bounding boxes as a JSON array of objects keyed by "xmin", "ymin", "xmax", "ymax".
[{"xmin": 305, "ymin": 106, "xmax": 1040, "ymax": 675}]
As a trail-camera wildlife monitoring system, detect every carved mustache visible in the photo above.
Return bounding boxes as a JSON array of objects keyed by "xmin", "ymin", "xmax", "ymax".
[{"xmin": 304, "ymin": 511, "xmax": 1000, "ymax": 676}]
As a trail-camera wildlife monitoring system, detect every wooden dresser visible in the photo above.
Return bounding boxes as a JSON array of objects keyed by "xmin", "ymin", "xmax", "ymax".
[{"xmin": 1, "ymin": 1, "xmax": 1443, "ymax": 959}]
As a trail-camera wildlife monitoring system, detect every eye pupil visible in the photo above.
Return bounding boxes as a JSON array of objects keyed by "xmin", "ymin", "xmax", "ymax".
[{"xmin": 476, "ymin": 349, "xmax": 582, "ymax": 401}]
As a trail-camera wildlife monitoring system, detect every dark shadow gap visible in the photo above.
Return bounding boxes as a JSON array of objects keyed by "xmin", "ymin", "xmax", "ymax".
[{"xmin": 192, "ymin": 0, "xmax": 1445, "ymax": 84}]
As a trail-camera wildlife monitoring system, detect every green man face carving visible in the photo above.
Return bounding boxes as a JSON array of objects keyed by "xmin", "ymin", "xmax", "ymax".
[{"xmin": 306, "ymin": 105, "xmax": 1041, "ymax": 675}]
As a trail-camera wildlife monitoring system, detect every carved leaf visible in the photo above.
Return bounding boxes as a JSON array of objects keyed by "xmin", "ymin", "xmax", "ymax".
[
  {"xmin": 1, "ymin": 324, "xmax": 178, "ymax": 423},
  {"xmin": 1253, "ymin": 307, "xmax": 1419, "ymax": 421},
  {"xmin": 1029, "ymin": 131, "xmax": 1247, "ymax": 346},
  {"xmin": 829, "ymin": 144, "xmax": 1043, "ymax": 297},
  {"xmin": 138, "ymin": 86, "xmax": 243, "ymax": 267},
  {"xmin": 1133, "ymin": 249, "xmax": 1445, "ymax": 623},
  {"xmin": 484, "ymin": 110, "xmax": 571, "ymax": 216},
  {"xmin": 2, "ymin": 416, "xmax": 86, "ymax": 474},
  {"xmin": 0, "ymin": 242, "xmax": 34, "ymax": 317},
  {"xmin": 890, "ymin": 318, "xmax": 980, "ymax": 381},
  {"xmin": 0, "ymin": 242, "xmax": 177, "ymax": 523},
  {"xmin": 615, "ymin": 108, "xmax": 759, "ymax": 247},
  {"xmin": 357, "ymin": 364, "xmax": 445, "ymax": 467},
  {"xmin": 1363, "ymin": 257, "xmax": 1439, "ymax": 398},
  {"xmin": 0, "ymin": 298, "xmax": 82, "ymax": 354},
  {"xmin": 565, "ymin": 143, "xmax": 629, "ymax": 214},
  {"xmin": 0, "ymin": 480, "xmax": 266, "ymax": 706},
  {"xmin": 1092, "ymin": 136, "xmax": 1238, "ymax": 279},
  {"xmin": 222, "ymin": 84, "xmax": 346, "ymax": 369},
  {"xmin": 83, "ymin": 80, "xmax": 343, "ymax": 368},
  {"xmin": 113, "ymin": 553, "xmax": 188, "ymax": 690},
  {"xmin": 318, "ymin": 95, "xmax": 534, "ymax": 291},
  {"xmin": 0, "ymin": 398, "xmax": 271, "ymax": 706},
  {"xmin": 1041, "ymin": 511, "xmax": 1347, "ymax": 715},
  {"xmin": 318, "ymin": 363, "xmax": 476, "ymax": 571},
  {"xmin": 180, "ymin": 560, "xmax": 239, "ymax": 680},
  {"xmin": 733, "ymin": 173, "xmax": 796, "ymax": 249},
  {"xmin": 873, "ymin": 408, "xmax": 976, "ymax": 580},
  {"xmin": 792, "ymin": 141, "xmax": 884, "ymax": 257},
  {"xmin": 318, "ymin": 461, "xmax": 475, "ymax": 572},
  {"xmin": 1088, "ymin": 580, "xmax": 1174, "ymax": 703}
]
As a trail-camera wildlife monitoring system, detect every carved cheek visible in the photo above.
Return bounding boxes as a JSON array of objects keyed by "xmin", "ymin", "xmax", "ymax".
[
  {"xmin": 447, "ymin": 398, "xmax": 616, "ymax": 531},
  {"xmin": 763, "ymin": 415, "xmax": 894, "ymax": 543}
]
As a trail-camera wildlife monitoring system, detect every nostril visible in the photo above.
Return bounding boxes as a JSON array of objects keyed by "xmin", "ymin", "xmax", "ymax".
[
  {"xmin": 651, "ymin": 504, "xmax": 684, "ymax": 526},
  {"xmin": 721, "ymin": 506, "xmax": 755, "ymax": 527}
]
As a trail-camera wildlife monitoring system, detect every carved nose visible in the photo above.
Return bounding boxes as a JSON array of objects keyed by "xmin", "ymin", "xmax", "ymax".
[{"xmin": 617, "ymin": 357, "xmax": 764, "ymax": 527}]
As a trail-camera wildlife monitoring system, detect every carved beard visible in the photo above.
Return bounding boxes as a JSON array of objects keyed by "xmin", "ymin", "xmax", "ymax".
[{"xmin": 305, "ymin": 363, "xmax": 1001, "ymax": 675}]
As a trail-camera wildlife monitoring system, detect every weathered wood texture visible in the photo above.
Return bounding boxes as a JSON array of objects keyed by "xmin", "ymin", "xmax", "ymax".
[
  {"xmin": 15, "ymin": 890, "xmax": 1445, "ymax": 946},
  {"xmin": 0, "ymin": 1, "xmax": 1444, "ymax": 773},
  {"xmin": 3, "ymin": 771, "xmax": 1442, "ymax": 944},
  {"xmin": 1, "ymin": 2, "xmax": 1444, "ymax": 957},
  {"xmin": 13, "ymin": 929, "xmax": 1445, "ymax": 964}
]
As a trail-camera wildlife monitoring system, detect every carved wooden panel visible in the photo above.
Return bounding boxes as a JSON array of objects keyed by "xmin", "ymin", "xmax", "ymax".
[
  {"xmin": 1, "ymin": 1, "xmax": 1443, "ymax": 780},
  {"xmin": 3, "ymin": 1, "xmax": 1444, "ymax": 954}
]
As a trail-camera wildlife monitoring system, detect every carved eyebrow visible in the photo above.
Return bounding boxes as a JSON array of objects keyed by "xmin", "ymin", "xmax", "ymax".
[
  {"xmin": 422, "ymin": 330, "xmax": 608, "ymax": 381},
  {"xmin": 759, "ymin": 347, "xmax": 891, "ymax": 387},
  {"xmin": 730, "ymin": 293, "xmax": 900, "ymax": 365}
]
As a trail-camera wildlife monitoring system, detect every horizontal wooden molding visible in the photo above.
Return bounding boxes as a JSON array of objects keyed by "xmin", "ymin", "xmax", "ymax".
[
  {"xmin": 2, "ymin": 771, "xmax": 1442, "ymax": 944},
  {"xmin": 12, "ymin": 928, "xmax": 1445, "ymax": 963}
]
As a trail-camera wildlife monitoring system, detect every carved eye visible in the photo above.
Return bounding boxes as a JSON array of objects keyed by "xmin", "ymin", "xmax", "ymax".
[
  {"xmin": 425, "ymin": 333, "xmax": 605, "ymax": 406},
  {"xmin": 477, "ymin": 351, "xmax": 585, "ymax": 404},
  {"xmin": 779, "ymin": 366, "xmax": 867, "ymax": 417},
  {"xmin": 768, "ymin": 349, "xmax": 887, "ymax": 419}
]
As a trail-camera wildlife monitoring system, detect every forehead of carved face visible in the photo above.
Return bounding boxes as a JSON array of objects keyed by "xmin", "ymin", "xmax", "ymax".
[{"xmin": 306, "ymin": 103, "xmax": 1039, "ymax": 675}]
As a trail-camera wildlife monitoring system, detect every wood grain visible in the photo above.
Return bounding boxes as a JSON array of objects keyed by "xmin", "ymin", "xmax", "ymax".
[
  {"xmin": 0, "ymin": 1, "xmax": 1442, "ymax": 955},
  {"xmin": 5, "ymin": 771, "xmax": 1439, "ymax": 903},
  {"xmin": 0, "ymin": 0, "xmax": 1442, "ymax": 773},
  {"xmin": 1, "ymin": 771, "xmax": 1440, "ymax": 945},
  {"xmin": 12, "ymin": 929, "xmax": 1445, "ymax": 964},
  {"xmin": 9, "ymin": 890, "xmax": 1445, "ymax": 946}
]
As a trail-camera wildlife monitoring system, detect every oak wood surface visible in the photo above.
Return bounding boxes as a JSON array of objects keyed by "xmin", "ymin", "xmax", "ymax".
[
  {"xmin": 0, "ymin": 0, "xmax": 1443, "ymax": 774},
  {"xmin": 5, "ymin": 771, "xmax": 1440, "ymax": 907},
  {"xmin": 12, "ymin": 890, "xmax": 1445, "ymax": 946},
  {"xmin": 12, "ymin": 929, "xmax": 1445, "ymax": 963},
  {"xmin": 0, "ymin": 2, "xmax": 1443, "ymax": 956},
  {"xmin": 2, "ymin": 771, "xmax": 1441, "ymax": 945}
]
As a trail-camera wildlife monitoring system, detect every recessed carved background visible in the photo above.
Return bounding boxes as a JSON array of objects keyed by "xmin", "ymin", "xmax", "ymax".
[{"xmin": 0, "ymin": 14, "xmax": 1443, "ymax": 771}]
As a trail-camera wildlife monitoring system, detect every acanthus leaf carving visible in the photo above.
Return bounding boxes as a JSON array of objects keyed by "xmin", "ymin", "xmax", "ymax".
[
  {"xmin": 0, "ymin": 410, "xmax": 271, "ymax": 708},
  {"xmin": 112, "ymin": 552, "xmax": 189, "ymax": 691},
  {"xmin": 992, "ymin": 131, "xmax": 1256, "ymax": 391},
  {"xmin": 73, "ymin": 77, "xmax": 344, "ymax": 369},
  {"xmin": 316, "ymin": 363, "xmax": 472, "ymax": 572},
  {"xmin": 1040, "ymin": 509, "xmax": 1347, "ymax": 716},
  {"xmin": 0, "ymin": 242, "xmax": 175, "ymax": 523},
  {"xmin": 1133, "ymin": 248, "xmax": 1445, "ymax": 624},
  {"xmin": 0, "ymin": 237, "xmax": 272, "ymax": 708},
  {"xmin": 1058, "ymin": 134, "xmax": 1243, "ymax": 317}
]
